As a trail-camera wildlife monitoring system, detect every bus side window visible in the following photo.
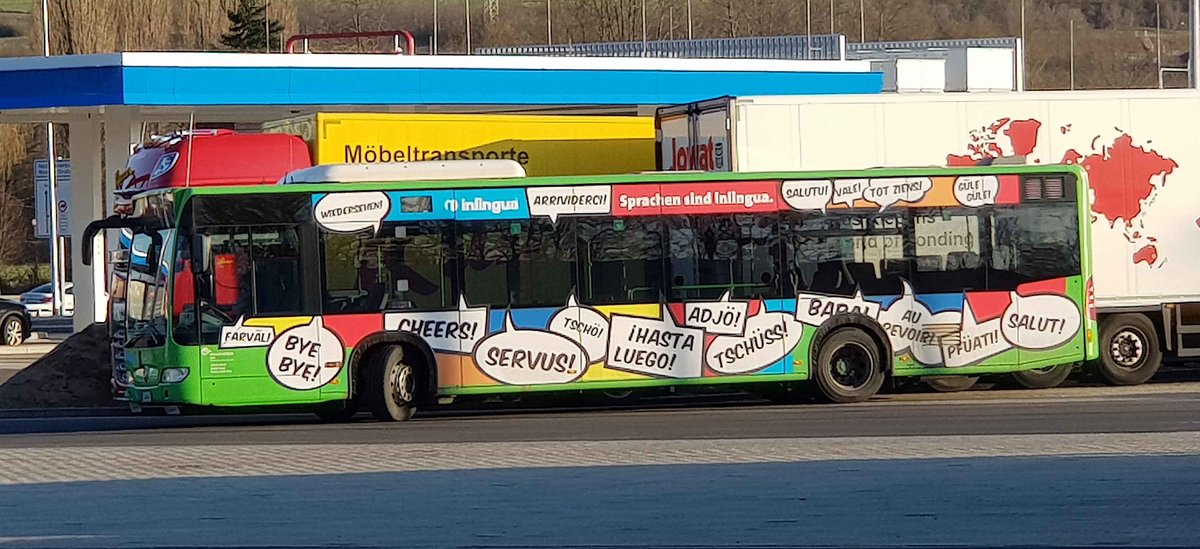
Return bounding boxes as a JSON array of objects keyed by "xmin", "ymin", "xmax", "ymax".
[{"xmin": 575, "ymin": 217, "xmax": 666, "ymax": 305}]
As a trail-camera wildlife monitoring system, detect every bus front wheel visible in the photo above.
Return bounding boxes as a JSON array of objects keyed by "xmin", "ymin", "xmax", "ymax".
[
  {"xmin": 362, "ymin": 345, "xmax": 417, "ymax": 422},
  {"xmin": 813, "ymin": 328, "xmax": 885, "ymax": 403},
  {"xmin": 1095, "ymin": 313, "xmax": 1161, "ymax": 386},
  {"xmin": 1010, "ymin": 363, "xmax": 1073, "ymax": 389}
]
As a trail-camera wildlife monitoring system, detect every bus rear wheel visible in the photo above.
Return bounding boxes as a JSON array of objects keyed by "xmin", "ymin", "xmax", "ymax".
[
  {"xmin": 1011, "ymin": 363, "xmax": 1073, "ymax": 389},
  {"xmin": 924, "ymin": 376, "xmax": 979, "ymax": 392},
  {"xmin": 361, "ymin": 345, "xmax": 417, "ymax": 422},
  {"xmin": 813, "ymin": 328, "xmax": 885, "ymax": 403},
  {"xmin": 1095, "ymin": 313, "xmax": 1161, "ymax": 386}
]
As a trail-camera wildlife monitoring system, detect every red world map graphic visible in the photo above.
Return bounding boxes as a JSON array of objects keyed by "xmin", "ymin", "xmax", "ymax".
[{"xmin": 947, "ymin": 118, "xmax": 1179, "ymax": 267}]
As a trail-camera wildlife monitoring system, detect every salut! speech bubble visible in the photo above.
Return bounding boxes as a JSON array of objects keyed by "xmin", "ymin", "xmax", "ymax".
[
  {"xmin": 219, "ymin": 316, "xmax": 275, "ymax": 349},
  {"xmin": 548, "ymin": 293, "xmax": 610, "ymax": 363},
  {"xmin": 705, "ymin": 310, "xmax": 805, "ymax": 375},
  {"xmin": 683, "ymin": 291, "xmax": 749, "ymax": 336},
  {"xmin": 607, "ymin": 305, "xmax": 703, "ymax": 379},
  {"xmin": 878, "ymin": 281, "xmax": 961, "ymax": 365},
  {"xmin": 314, "ymin": 191, "xmax": 391, "ymax": 234},
  {"xmin": 953, "ymin": 175, "xmax": 1000, "ymax": 208},
  {"xmin": 473, "ymin": 311, "xmax": 588, "ymax": 385},
  {"xmin": 795, "ymin": 290, "xmax": 881, "ymax": 327},
  {"xmin": 863, "ymin": 177, "xmax": 934, "ymax": 210},
  {"xmin": 527, "ymin": 185, "xmax": 611, "ymax": 222},
  {"xmin": 1001, "ymin": 292, "xmax": 1081, "ymax": 350},
  {"xmin": 384, "ymin": 296, "xmax": 488, "ymax": 354},
  {"xmin": 781, "ymin": 179, "xmax": 833, "ymax": 213},
  {"xmin": 265, "ymin": 317, "xmax": 344, "ymax": 391},
  {"xmin": 832, "ymin": 178, "xmax": 869, "ymax": 207},
  {"xmin": 940, "ymin": 300, "xmax": 1009, "ymax": 368}
]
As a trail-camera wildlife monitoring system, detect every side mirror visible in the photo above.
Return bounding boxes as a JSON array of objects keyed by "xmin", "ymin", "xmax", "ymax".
[{"xmin": 190, "ymin": 234, "xmax": 212, "ymax": 274}]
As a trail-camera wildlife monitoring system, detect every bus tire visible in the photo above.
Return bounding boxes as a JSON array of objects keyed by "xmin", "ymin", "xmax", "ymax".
[
  {"xmin": 361, "ymin": 345, "xmax": 417, "ymax": 422},
  {"xmin": 924, "ymin": 376, "xmax": 979, "ymax": 392},
  {"xmin": 1011, "ymin": 363, "xmax": 1073, "ymax": 389},
  {"xmin": 813, "ymin": 328, "xmax": 885, "ymax": 403},
  {"xmin": 1096, "ymin": 313, "xmax": 1161, "ymax": 386}
]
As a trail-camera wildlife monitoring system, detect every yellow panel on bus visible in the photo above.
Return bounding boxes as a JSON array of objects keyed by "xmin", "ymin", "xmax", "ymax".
[{"xmin": 263, "ymin": 112, "xmax": 656, "ymax": 177}]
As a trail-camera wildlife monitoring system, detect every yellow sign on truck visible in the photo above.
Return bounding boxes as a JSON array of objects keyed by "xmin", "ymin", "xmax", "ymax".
[{"xmin": 262, "ymin": 112, "xmax": 655, "ymax": 177}]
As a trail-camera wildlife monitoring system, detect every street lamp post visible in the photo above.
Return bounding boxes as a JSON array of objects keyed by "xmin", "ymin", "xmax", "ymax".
[{"xmin": 41, "ymin": 0, "xmax": 62, "ymax": 317}]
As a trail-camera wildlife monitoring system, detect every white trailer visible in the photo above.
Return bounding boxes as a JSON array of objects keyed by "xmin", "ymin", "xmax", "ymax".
[{"xmin": 657, "ymin": 90, "xmax": 1200, "ymax": 385}]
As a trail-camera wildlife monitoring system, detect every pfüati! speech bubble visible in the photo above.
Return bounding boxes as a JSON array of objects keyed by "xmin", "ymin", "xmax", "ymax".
[
  {"xmin": 314, "ymin": 191, "xmax": 391, "ymax": 234},
  {"xmin": 940, "ymin": 300, "xmax": 1009, "ymax": 367},
  {"xmin": 385, "ymin": 296, "xmax": 488, "ymax": 354},
  {"xmin": 607, "ymin": 305, "xmax": 703, "ymax": 379},
  {"xmin": 547, "ymin": 293, "xmax": 610, "ymax": 363},
  {"xmin": 683, "ymin": 291, "xmax": 749, "ymax": 336},
  {"xmin": 219, "ymin": 316, "xmax": 275, "ymax": 349},
  {"xmin": 705, "ymin": 310, "xmax": 805, "ymax": 375},
  {"xmin": 953, "ymin": 175, "xmax": 1000, "ymax": 207},
  {"xmin": 266, "ymin": 317, "xmax": 344, "ymax": 390},
  {"xmin": 1001, "ymin": 292, "xmax": 1081, "ymax": 350},
  {"xmin": 781, "ymin": 180, "xmax": 832, "ymax": 212},
  {"xmin": 473, "ymin": 311, "xmax": 589, "ymax": 385}
]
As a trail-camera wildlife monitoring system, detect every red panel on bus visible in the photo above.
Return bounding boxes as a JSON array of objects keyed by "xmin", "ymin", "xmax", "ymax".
[{"xmin": 611, "ymin": 181, "xmax": 781, "ymax": 216}]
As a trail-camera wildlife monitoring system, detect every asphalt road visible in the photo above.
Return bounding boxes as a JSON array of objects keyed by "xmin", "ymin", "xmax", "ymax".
[{"xmin": 3, "ymin": 382, "xmax": 1199, "ymax": 449}]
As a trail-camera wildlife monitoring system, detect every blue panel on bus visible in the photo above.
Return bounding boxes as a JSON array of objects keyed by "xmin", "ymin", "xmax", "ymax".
[
  {"xmin": 450, "ymin": 188, "xmax": 530, "ymax": 221},
  {"xmin": 383, "ymin": 190, "xmax": 456, "ymax": 221}
]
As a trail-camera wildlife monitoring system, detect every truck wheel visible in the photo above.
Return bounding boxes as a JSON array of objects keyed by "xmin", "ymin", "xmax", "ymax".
[
  {"xmin": 924, "ymin": 376, "xmax": 978, "ymax": 392},
  {"xmin": 813, "ymin": 328, "xmax": 885, "ymax": 403},
  {"xmin": 1, "ymin": 315, "xmax": 23, "ymax": 346},
  {"xmin": 1011, "ymin": 363, "xmax": 1073, "ymax": 389},
  {"xmin": 1096, "ymin": 313, "xmax": 1161, "ymax": 386},
  {"xmin": 361, "ymin": 345, "xmax": 417, "ymax": 422}
]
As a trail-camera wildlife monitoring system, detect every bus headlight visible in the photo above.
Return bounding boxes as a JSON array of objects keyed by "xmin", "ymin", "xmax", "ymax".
[{"xmin": 161, "ymin": 368, "xmax": 189, "ymax": 384}]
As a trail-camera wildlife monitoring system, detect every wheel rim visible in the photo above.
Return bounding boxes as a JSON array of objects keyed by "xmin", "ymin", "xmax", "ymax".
[
  {"xmin": 388, "ymin": 362, "xmax": 414, "ymax": 405},
  {"xmin": 3, "ymin": 319, "xmax": 20, "ymax": 346},
  {"xmin": 829, "ymin": 342, "xmax": 874, "ymax": 390},
  {"xmin": 1109, "ymin": 328, "xmax": 1146, "ymax": 370}
]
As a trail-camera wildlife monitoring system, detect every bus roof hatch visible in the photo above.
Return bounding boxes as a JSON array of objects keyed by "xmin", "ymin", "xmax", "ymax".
[{"xmin": 277, "ymin": 159, "xmax": 527, "ymax": 185}]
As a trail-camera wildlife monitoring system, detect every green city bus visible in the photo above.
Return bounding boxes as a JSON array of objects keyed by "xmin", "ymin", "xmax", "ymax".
[{"xmin": 85, "ymin": 163, "xmax": 1098, "ymax": 420}]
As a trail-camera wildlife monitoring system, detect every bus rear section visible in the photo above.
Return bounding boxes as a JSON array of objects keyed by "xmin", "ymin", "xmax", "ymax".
[{"xmin": 112, "ymin": 164, "xmax": 1095, "ymax": 419}]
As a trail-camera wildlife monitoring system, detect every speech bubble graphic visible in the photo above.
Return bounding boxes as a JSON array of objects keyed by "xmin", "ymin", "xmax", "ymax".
[
  {"xmin": 473, "ymin": 311, "xmax": 589, "ymax": 385},
  {"xmin": 548, "ymin": 293, "xmax": 610, "ymax": 363},
  {"xmin": 527, "ymin": 185, "xmax": 612, "ymax": 222},
  {"xmin": 706, "ymin": 310, "xmax": 805, "ymax": 375},
  {"xmin": 795, "ymin": 290, "xmax": 881, "ymax": 327},
  {"xmin": 832, "ymin": 178, "xmax": 869, "ymax": 207},
  {"xmin": 953, "ymin": 175, "xmax": 1000, "ymax": 208},
  {"xmin": 781, "ymin": 180, "xmax": 832, "ymax": 212},
  {"xmin": 878, "ymin": 281, "xmax": 962, "ymax": 365},
  {"xmin": 863, "ymin": 177, "xmax": 934, "ymax": 210},
  {"xmin": 607, "ymin": 305, "xmax": 703, "ymax": 379},
  {"xmin": 219, "ymin": 316, "xmax": 275, "ymax": 349},
  {"xmin": 683, "ymin": 291, "xmax": 749, "ymax": 336},
  {"xmin": 1001, "ymin": 292, "xmax": 1082, "ymax": 350},
  {"xmin": 314, "ymin": 191, "xmax": 391, "ymax": 234},
  {"xmin": 385, "ymin": 296, "xmax": 488, "ymax": 354},
  {"xmin": 266, "ymin": 317, "xmax": 344, "ymax": 391},
  {"xmin": 940, "ymin": 300, "xmax": 1009, "ymax": 367}
]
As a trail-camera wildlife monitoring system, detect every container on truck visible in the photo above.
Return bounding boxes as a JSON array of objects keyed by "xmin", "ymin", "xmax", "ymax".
[{"xmin": 657, "ymin": 90, "xmax": 1200, "ymax": 387}]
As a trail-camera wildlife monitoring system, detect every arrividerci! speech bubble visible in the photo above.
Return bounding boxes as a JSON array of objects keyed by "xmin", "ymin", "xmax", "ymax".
[
  {"xmin": 831, "ymin": 178, "xmax": 869, "ymax": 207},
  {"xmin": 781, "ymin": 180, "xmax": 832, "ymax": 212},
  {"xmin": 219, "ymin": 316, "xmax": 275, "ymax": 349},
  {"xmin": 527, "ymin": 185, "xmax": 611, "ymax": 222},
  {"xmin": 473, "ymin": 311, "xmax": 589, "ymax": 385},
  {"xmin": 705, "ymin": 310, "xmax": 805, "ymax": 375},
  {"xmin": 607, "ymin": 305, "xmax": 703, "ymax": 379},
  {"xmin": 547, "ymin": 293, "xmax": 610, "ymax": 363},
  {"xmin": 878, "ymin": 281, "xmax": 961, "ymax": 365},
  {"xmin": 385, "ymin": 296, "xmax": 488, "ymax": 354},
  {"xmin": 314, "ymin": 191, "xmax": 391, "ymax": 234},
  {"xmin": 864, "ymin": 177, "xmax": 934, "ymax": 210},
  {"xmin": 265, "ymin": 317, "xmax": 344, "ymax": 391},
  {"xmin": 953, "ymin": 175, "xmax": 1000, "ymax": 208},
  {"xmin": 794, "ymin": 290, "xmax": 881, "ymax": 327},
  {"xmin": 1001, "ymin": 292, "xmax": 1081, "ymax": 350},
  {"xmin": 683, "ymin": 291, "xmax": 749, "ymax": 336},
  {"xmin": 940, "ymin": 300, "xmax": 1009, "ymax": 367}
]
